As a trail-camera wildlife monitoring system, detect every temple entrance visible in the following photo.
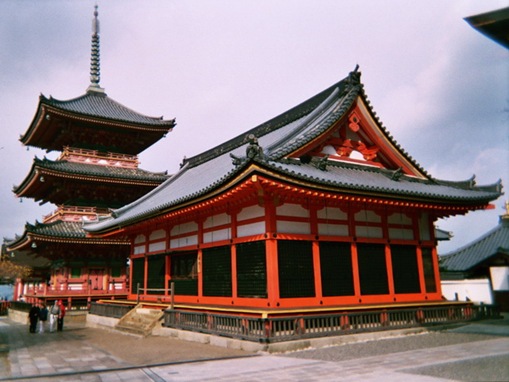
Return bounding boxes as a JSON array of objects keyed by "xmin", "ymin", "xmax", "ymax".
[{"xmin": 89, "ymin": 268, "xmax": 105, "ymax": 290}]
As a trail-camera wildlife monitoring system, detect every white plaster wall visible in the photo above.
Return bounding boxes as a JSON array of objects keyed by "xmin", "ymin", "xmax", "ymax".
[
  {"xmin": 441, "ymin": 279, "xmax": 494, "ymax": 304},
  {"xmin": 490, "ymin": 266, "xmax": 509, "ymax": 291},
  {"xmin": 237, "ymin": 221, "xmax": 265, "ymax": 237}
]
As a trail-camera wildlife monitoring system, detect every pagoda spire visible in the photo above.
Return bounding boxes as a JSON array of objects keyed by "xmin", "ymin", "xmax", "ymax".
[{"xmin": 87, "ymin": 5, "xmax": 105, "ymax": 93}]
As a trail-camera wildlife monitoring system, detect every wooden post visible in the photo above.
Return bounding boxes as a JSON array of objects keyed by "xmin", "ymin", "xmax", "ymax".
[
  {"xmin": 136, "ymin": 282, "xmax": 140, "ymax": 304},
  {"xmin": 170, "ymin": 282, "xmax": 175, "ymax": 310}
]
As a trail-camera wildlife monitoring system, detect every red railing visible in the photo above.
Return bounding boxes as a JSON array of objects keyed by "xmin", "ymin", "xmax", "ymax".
[{"xmin": 19, "ymin": 283, "xmax": 129, "ymax": 309}]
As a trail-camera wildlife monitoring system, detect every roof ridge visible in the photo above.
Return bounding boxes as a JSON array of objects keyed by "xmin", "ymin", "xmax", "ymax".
[
  {"xmin": 183, "ymin": 73, "xmax": 352, "ymax": 169},
  {"xmin": 265, "ymin": 87, "xmax": 341, "ymax": 157}
]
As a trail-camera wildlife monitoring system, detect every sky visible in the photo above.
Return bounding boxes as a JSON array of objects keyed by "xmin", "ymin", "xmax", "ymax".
[{"xmin": 0, "ymin": 0, "xmax": 507, "ymax": 255}]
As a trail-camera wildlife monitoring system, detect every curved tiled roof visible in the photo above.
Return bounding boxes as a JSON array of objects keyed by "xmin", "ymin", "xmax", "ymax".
[
  {"xmin": 26, "ymin": 220, "xmax": 86, "ymax": 238},
  {"xmin": 20, "ymin": 90, "xmax": 175, "ymax": 155},
  {"xmin": 184, "ymin": 67, "xmax": 429, "ymax": 178},
  {"xmin": 5, "ymin": 220, "xmax": 130, "ymax": 252},
  {"xmin": 43, "ymin": 91, "xmax": 175, "ymax": 127},
  {"xmin": 85, "ymin": 68, "xmax": 503, "ymax": 234},
  {"xmin": 32, "ymin": 157, "xmax": 169, "ymax": 183},
  {"xmin": 14, "ymin": 157, "xmax": 169, "ymax": 195},
  {"xmin": 440, "ymin": 218, "xmax": 509, "ymax": 271}
]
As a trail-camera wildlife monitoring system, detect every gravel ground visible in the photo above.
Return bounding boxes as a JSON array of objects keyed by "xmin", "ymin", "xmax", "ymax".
[
  {"xmin": 283, "ymin": 323, "xmax": 509, "ymax": 382},
  {"xmin": 283, "ymin": 331, "xmax": 501, "ymax": 362},
  {"xmin": 407, "ymin": 354, "xmax": 509, "ymax": 382}
]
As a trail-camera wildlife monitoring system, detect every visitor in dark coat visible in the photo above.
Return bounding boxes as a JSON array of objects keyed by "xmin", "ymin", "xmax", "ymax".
[
  {"xmin": 38, "ymin": 303, "xmax": 48, "ymax": 333},
  {"xmin": 28, "ymin": 303, "xmax": 40, "ymax": 333}
]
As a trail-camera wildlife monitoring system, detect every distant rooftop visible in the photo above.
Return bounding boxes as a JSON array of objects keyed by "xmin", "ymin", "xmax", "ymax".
[{"xmin": 465, "ymin": 6, "xmax": 509, "ymax": 49}]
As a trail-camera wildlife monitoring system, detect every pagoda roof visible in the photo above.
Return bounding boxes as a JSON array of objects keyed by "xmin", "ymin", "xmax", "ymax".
[
  {"xmin": 20, "ymin": 91, "xmax": 175, "ymax": 154},
  {"xmin": 440, "ymin": 214, "xmax": 509, "ymax": 272},
  {"xmin": 14, "ymin": 157, "xmax": 170, "ymax": 207},
  {"xmin": 43, "ymin": 91, "xmax": 173, "ymax": 126},
  {"xmin": 85, "ymin": 68, "xmax": 503, "ymax": 234},
  {"xmin": 5, "ymin": 220, "xmax": 129, "ymax": 253}
]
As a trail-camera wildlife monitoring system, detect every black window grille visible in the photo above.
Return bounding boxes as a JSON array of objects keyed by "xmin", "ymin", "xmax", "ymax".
[
  {"xmin": 391, "ymin": 245, "xmax": 421, "ymax": 294},
  {"xmin": 147, "ymin": 255, "xmax": 165, "ymax": 294},
  {"xmin": 236, "ymin": 241, "xmax": 267, "ymax": 298},
  {"xmin": 357, "ymin": 243, "xmax": 389, "ymax": 295},
  {"xmin": 319, "ymin": 241, "xmax": 355, "ymax": 296},
  {"xmin": 170, "ymin": 252, "xmax": 198, "ymax": 296},
  {"xmin": 202, "ymin": 246, "xmax": 232, "ymax": 297},
  {"xmin": 278, "ymin": 240, "xmax": 315, "ymax": 298},
  {"xmin": 131, "ymin": 258, "xmax": 145, "ymax": 293}
]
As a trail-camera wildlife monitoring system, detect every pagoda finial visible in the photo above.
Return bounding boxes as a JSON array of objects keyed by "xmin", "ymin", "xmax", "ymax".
[{"xmin": 87, "ymin": 4, "xmax": 105, "ymax": 93}]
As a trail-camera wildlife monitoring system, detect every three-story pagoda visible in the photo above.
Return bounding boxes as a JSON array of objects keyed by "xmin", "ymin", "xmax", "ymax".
[{"xmin": 6, "ymin": 7, "xmax": 175, "ymax": 307}]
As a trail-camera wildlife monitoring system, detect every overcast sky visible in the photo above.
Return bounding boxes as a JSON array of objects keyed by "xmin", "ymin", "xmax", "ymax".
[{"xmin": 0, "ymin": 0, "xmax": 507, "ymax": 255}]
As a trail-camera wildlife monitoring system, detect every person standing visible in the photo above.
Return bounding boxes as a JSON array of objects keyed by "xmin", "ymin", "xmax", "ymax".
[
  {"xmin": 38, "ymin": 303, "xmax": 48, "ymax": 333},
  {"xmin": 49, "ymin": 300, "xmax": 60, "ymax": 332},
  {"xmin": 57, "ymin": 300, "xmax": 66, "ymax": 331},
  {"xmin": 28, "ymin": 303, "xmax": 40, "ymax": 333}
]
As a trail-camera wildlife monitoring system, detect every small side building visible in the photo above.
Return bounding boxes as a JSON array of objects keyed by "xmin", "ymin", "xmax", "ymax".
[{"xmin": 440, "ymin": 203, "xmax": 509, "ymax": 311}]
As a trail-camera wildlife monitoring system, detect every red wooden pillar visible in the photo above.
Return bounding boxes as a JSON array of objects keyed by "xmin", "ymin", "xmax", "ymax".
[
  {"xmin": 309, "ymin": 205, "xmax": 322, "ymax": 299},
  {"xmin": 312, "ymin": 241, "xmax": 322, "ymax": 299},
  {"xmin": 231, "ymin": 244, "xmax": 238, "ymax": 300},
  {"xmin": 128, "ymin": 257, "xmax": 133, "ymax": 296},
  {"xmin": 416, "ymin": 246, "xmax": 426, "ymax": 295},
  {"xmin": 197, "ymin": 217, "xmax": 204, "ymax": 299},
  {"xmin": 431, "ymin": 247, "xmax": 442, "ymax": 296},
  {"xmin": 264, "ymin": 194, "xmax": 279, "ymax": 307},
  {"xmin": 143, "ymin": 255, "xmax": 148, "ymax": 298},
  {"xmin": 165, "ymin": 254, "xmax": 171, "ymax": 297},
  {"xmin": 197, "ymin": 249, "xmax": 203, "ymax": 299},
  {"xmin": 63, "ymin": 267, "xmax": 69, "ymax": 293},
  {"xmin": 265, "ymin": 238, "xmax": 279, "ymax": 307},
  {"xmin": 351, "ymin": 242, "xmax": 362, "ymax": 301},
  {"xmin": 385, "ymin": 244, "xmax": 395, "ymax": 299},
  {"xmin": 104, "ymin": 272, "xmax": 110, "ymax": 293}
]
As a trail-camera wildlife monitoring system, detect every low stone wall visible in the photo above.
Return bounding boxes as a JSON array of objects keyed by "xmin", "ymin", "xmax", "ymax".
[
  {"xmin": 7, "ymin": 308, "xmax": 28, "ymax": 325},
  {"xmin": 8, "ymin": 308, "xmax": 87, "ymax": 326},
  {"xmin": 152, "ymin": 324, "xmax": 265, "ymax": 352},
  {"xmin": 86, "ymin": 312, "xmax": 120, "ymax": 329}
]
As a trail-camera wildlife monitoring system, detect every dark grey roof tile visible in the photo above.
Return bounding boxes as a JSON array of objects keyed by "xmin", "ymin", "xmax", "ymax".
[
  {"xmin": 440, "ymin": 220, "xmax": 509, "ymax": 271},
  {"xmin": 43, "ymin": 92, "xmax": 174, "ymax": 127}
]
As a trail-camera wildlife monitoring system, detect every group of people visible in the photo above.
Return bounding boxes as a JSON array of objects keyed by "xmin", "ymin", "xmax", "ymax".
[{"xmin": 28, "ymin": 300, "xmax": 66, "ymax": 333}]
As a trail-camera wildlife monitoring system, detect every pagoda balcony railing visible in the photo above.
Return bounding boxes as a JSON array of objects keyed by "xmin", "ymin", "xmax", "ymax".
[
  {"xmin": 60, "ymin": 146, "xmax": 139, "ymax": 167},
  {"xmin": 23, "ymin": 283, "xmax": 129, "ymax": 298},
  {"xmin": 161, "ymin": 303, "xmax": 501, "ymax": 344},
  {"xmin": 43, "ymin": 205, "xmax": 111, "ymax": 223}
]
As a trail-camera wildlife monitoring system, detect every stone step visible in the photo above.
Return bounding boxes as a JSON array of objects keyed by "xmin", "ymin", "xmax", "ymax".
[
  {"xmin": 115, "ymin": 306, "xmax": 164, "ymax": 337},
  {"xmin": 115, "ymin": 324, "xmax": 148, "ymax": 337}
]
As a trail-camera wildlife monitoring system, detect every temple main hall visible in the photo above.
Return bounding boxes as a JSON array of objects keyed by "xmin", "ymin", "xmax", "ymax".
[{"xmin": 86, "ymin": 66, "xmax": 502, "ymax": 313}]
